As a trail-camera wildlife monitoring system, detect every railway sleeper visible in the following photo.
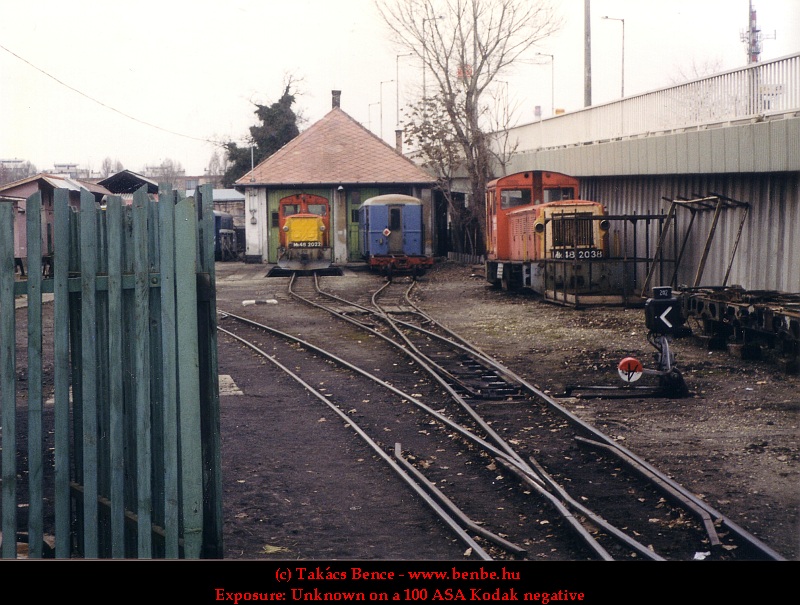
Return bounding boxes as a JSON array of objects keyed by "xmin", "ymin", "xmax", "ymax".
[{"xmin": 480, "ymin": 388, "xmax": 522, "ymax": 400}]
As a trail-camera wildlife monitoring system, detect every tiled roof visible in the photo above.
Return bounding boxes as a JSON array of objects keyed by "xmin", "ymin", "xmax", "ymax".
[{"xmin": 236, "ymin": 108, "xmax": 434, "ymax": 186}]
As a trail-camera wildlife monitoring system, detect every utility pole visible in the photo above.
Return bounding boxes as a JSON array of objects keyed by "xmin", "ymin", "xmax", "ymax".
[
  {"xmin": 380, "ymin": 80, "xmax": 394, "ymax": 140},
  {"xmin": 584, "ymin": 0, "xmax": 592, "ymax": 107}
]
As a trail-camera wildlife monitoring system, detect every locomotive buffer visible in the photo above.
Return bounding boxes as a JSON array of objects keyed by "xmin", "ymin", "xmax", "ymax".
[{"xmin": 565, "ymin": 286, "xmax": 689, "ymax": 399}]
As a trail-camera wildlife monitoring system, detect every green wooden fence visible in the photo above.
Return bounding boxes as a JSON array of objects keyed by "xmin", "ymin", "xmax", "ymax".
[{"xmin": 0, "ymin": 184, "xmax": 222, "ymax": 558}]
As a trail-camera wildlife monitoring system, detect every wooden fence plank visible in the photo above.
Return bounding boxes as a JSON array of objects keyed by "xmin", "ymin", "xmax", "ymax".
[
  {"xmin": 79, "ymin": 189, "xmax": 99, "ymax": 558},
  {"xmin": 68, "ymin": 201, "xmax": 84, "ymax": 551},
  {"xmin": 132, "ymin": 187, "xmax": 153, "ymax": 558},
  {"xmin": 197, "ymin": 184, "xmax": 223, "ymax": 556},
  {"xmin": 0, "ymin": 201, "xmax": 17, "ymax": 559},
  {"xmin": 106, "ymin": 196, "xmax": 126, "ymax": 557},
  {"xmin": 158, "ymin": 186, "xmax": 180, "ymax": 557},
  {"xmin": 146, "ymin": 197, "xmax": 165, "ymax": 555},
  {"xmin": 95, "ymin": 206, "xmax": 111, "ymax": 555},
  {"xmin": 175, "ymin": 195, "xmax": 203, "ymax": 558},
  {"xmin": 25, "ymin": 192, "xmax": 44, "ymax": 558},
  {"xmin": 53, "ymin": 189, "xmax": 71, "ymax": 558},
  {"xmin": 2, "ymin": 185, "xmax": 222, "ymax": 559}
]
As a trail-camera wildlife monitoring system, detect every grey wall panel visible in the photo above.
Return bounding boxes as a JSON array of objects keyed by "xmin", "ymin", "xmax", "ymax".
[
  {"xmin": 646, "ymin": 138, "xmax": 658, "ymax": 174},
  {"xmin": 788, "ymin": 118, "xmax": 800, "ymax": 171},
  {"xmin": 698, "ymin": 130, "xmax": 714, "ymax": 173},
  {"xmin": 622, "ymin": 139, "xmax": 632, "ymax": 173},
  {"xmin": 628, "ymin": 139, "xmax": 639, "ymax": 174},
  {"xmin": 739, "ymin": 123, "xmax": 755, "ymax": 172},
  {"xmin": 665, "ymin": 134, "xmax": 678, "ymax": 174},
  {"xmin": 685, "ymin": 131, "xmax": 699, "ymax": 172},
  {"xmin": 711, "ymin": 129, "xmax": 726, "ymax": 172},
  {"xmin": 724, "ymin": 128, "xmax": 740, "ymax": 173},
  {"xmin": 770, "ymin": 120, "xmax": 788, "ymax": 171},
  {"xmin": 753, "ymin": 122, "xmax": 772, "ymax": 172}
]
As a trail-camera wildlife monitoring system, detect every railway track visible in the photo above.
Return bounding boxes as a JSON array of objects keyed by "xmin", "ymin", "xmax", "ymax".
[{"xmin": 217, "ymin": 272, "xmax": 786, "ymax": 561}]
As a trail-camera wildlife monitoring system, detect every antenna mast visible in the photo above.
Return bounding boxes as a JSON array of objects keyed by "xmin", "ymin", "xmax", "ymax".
[{"xmin": 740, "ymin": 1, "xmax": 776, "ymax": 64}]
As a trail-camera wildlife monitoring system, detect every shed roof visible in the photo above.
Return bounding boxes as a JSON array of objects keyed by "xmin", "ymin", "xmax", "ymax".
[
  {"xmin": 97, "ymin": 169, "xmax": 158, "ymax": 194},
  {"xmin": 0, "ymin": 173, "xmax": 111, "ymax": 198},
  {"xmin": 235, "ymin": 107, "xmax": 434, "ymax": 187}
]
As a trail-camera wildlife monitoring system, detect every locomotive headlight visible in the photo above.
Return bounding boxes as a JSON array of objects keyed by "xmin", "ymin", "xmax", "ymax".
[
  {"xmin": 319, "ymin": 225, "xmax": 326, "ymax": 231},
  {"xmin": 282, "ymin": 225, "xmax": 289, "ymax": 232},
  {"xmin": 534, "ymin": 220, "xmax": 545, "ymax": 233},
  {"xmin": 599, "ymin": 219, "xmax": 610, "ymax": 231}
]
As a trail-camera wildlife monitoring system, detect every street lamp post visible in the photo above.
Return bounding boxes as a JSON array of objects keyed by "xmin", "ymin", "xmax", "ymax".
[
  {"xmin": 396, "ymin": 52, "xmax": 413, "ymax": 127},
  {"xmin": 536, "ymin": 52, "xmax": 555, "ymax": 116},
  {"xmin": 602, "ymin": 15, "xmax": 625, "ymax": 98},
  {"xmin": 368, "ymin": 101, "xmax": 380, "ymax": 132},
  {"xmin": 380, "ymin": 79, "xmax": 394, "ymax": 140}
]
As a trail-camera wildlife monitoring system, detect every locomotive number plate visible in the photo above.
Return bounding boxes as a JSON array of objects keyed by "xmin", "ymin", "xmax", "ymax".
[
  {"xmin": 289, "ymin": 241, "xmax": 322, "ymax": 248},
  {"xmin": 551, "ymin": 248, "xmax": 603, "ymax": 259}
]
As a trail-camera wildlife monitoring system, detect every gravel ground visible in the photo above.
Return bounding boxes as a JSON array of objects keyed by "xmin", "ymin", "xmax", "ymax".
[{"xmin": 214, "ymin": 259, "xmax": 798, "ymax": 562}]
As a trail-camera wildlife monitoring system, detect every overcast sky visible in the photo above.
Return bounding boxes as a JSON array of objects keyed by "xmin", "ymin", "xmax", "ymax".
[{"xmin": 1, "ymin": 0, "xmax": 798, "ymax": 176}]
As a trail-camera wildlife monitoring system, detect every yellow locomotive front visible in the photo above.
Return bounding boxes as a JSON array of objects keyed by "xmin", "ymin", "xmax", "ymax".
[
  {"xmin": 278, "ymin": 214, "xmax": 330, "ymax": 271},
  {"xmin": 276, "ymin": 193, "xmax": 332, "ymax": 272},
  {"xmin": 532, "ymin": 202, "xmax": 610, "ymax": 262}
]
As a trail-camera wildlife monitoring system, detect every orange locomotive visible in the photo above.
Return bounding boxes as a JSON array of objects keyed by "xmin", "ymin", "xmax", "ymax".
[{"xmin": 485, "ymin": 170, "xmax": 615, "ymax": 297}]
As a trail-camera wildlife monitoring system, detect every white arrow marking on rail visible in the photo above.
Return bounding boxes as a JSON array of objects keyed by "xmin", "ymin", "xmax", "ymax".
[{"xmin": 660, "ymin": 306, "xmax": 673, "ymax": 328}]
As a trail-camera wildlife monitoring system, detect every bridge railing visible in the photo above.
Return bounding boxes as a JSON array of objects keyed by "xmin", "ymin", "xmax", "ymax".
[{"xmin": 505, "ymin": 52, "xmax": 800, "ymax": 151}]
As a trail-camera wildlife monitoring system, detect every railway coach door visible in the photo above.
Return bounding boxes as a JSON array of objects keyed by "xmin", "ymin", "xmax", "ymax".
[{"xmin": 387, "ymin": 205, "xmax": 404, "ymax": 253}]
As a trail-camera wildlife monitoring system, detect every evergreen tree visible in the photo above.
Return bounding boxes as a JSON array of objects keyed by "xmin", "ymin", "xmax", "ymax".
[{"xmin": 222, "ymin": 84, "xmax": 300, "ymax": 187}]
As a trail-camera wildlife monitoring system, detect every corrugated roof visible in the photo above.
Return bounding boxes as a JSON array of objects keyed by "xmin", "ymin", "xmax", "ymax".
[
  {"xmin": 0, "ymin": 173, "xmax": 111, "ymax": 196},
  {"xmin": 235, "ymin": 108, "xmax": 434, "ymax": 186}
]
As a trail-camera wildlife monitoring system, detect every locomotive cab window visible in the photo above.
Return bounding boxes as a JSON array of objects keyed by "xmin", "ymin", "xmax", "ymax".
[
  {"xmin": 544, "ymin": 188, "xmax": 576, "ymax": 203},
  {"xmin": 308, "ymin": 204, "xmax": 327, "ymax": 216},
  {"xmin": 500, "ymin": 189, "xmax": 531, "ymax": 210},
  {"xmin": 282, "ymin": 204, "xmax": 299, "ymax": 216}
]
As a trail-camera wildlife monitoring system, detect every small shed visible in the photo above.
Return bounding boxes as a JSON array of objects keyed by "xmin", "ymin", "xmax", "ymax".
[
  {"xmin": 235, "ymin": 90, "xmax": 436, "ymax": 265},
  {"xmin": 0, "ymin": 173, "xmax": 110, "ymax": 262}
]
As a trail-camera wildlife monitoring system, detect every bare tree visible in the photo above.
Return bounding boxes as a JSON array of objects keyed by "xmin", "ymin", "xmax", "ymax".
[
  {"xmin": 404, "ymin": 94, "xmax": 478, "ymax": 253},
  {"xmin": 100, "ymin": 157, "xmax": 124, "ymax": 178},
  {"xmin": 377, "ymin": 0, "xmax": 561, "ymax": 254},
  {"xmin": 144, "ymin": 158, "xmax": 185, "ymax": 189},
  {"xmin": 0, "ymin": 160, "xmax": 37, "ymax": 185},
  {"xmin": 206, "ymin": 151, "xmax": 226, "ymax": 188}
]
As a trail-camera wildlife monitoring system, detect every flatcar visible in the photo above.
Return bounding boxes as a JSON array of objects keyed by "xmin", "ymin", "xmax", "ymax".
[
  {"xmin": 485, "ymin": 170, "xmax": 615, "ymax": 295},
  {"xmin": 359, "ymin": 194, "xmax": 433, "ymax": 277},
  {"xmin": 276, "ymin": 192, "xmax": 332, "ymax": 272}
]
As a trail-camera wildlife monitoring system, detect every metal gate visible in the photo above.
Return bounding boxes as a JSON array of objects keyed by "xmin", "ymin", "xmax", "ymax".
[{"xmin": 0, "ymin": 184, "xmax": 222, "ymax": 558}]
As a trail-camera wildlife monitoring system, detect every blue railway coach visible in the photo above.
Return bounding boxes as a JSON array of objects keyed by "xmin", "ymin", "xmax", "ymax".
[
  {"xmin": 214, "ymin": 210, "xmax": 237, "ymax": 261},
  {"xmin": 359, "ymin": 194, "xmax": 433, "ymax": 277}
]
